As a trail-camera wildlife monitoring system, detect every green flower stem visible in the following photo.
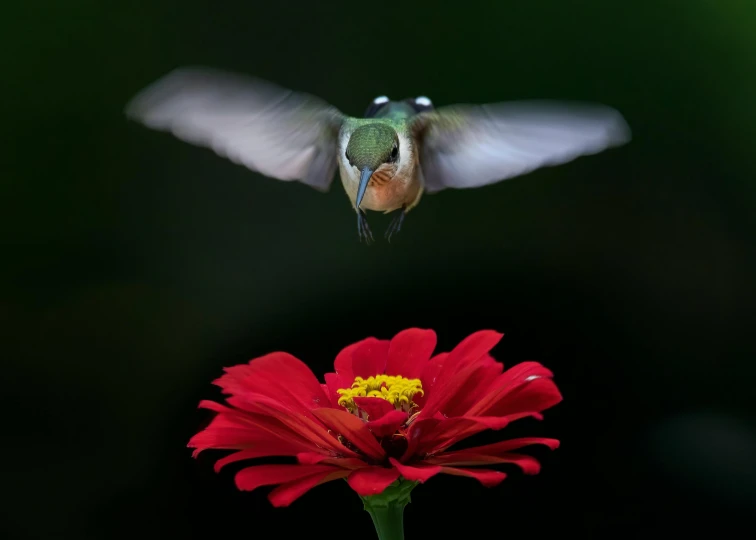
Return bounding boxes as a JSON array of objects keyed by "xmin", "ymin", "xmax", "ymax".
[
  {"xmin": 365, "ymin": 500, "xmax": 406, "ymax": 540},
  {"xmin": 360, "ymin": 479, "xmax": 418, "ymax": 540}
]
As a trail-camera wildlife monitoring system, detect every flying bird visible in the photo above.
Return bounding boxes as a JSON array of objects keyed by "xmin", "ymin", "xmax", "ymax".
[{"xmin": 125, "ymin": 67, "xmax": 630, "ymax": 243}]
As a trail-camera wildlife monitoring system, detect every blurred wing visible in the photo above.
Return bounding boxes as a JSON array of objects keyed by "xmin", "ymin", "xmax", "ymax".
[
  {"xmin": 125, "ymin": 67, "xmax": 346, "ymax": 192},
  {"xmin": 412, "ymin": 101, "xmax": 631, "ymax": 194}
]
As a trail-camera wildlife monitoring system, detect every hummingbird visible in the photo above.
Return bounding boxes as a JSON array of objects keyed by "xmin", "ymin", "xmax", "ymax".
[{"xmin": 125, "ymin": 67, "xmax": 630, "ymax": 243}]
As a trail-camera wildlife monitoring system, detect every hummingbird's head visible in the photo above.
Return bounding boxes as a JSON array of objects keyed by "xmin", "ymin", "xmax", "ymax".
[{"xmin": 345, "ymin": 123, "xmax": 400, "ymax": 208}]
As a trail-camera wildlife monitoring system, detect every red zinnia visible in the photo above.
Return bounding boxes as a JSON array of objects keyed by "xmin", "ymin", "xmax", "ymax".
[{"xmin": 189, "ymin": 328, "xmax": 562, "ymax": 507}]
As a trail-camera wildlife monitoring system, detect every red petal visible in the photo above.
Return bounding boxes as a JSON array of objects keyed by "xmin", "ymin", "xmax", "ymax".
[
  {"xmin": 386, "ymin": 328, "xmax": 437, "ymax": 379},
  {"xmin": 296, "ymin": 452, "xmax": 368, "ymax": 469},
  {"xmin": 189, "ymin": 412, "xmax": 265, "ymax": 450},
  {"xmin": 268, "ymin": 469, "xmax": 352, "ymax": 507},
  {"xmin": 367, "ymin": 410, "xmax": 408, "ymax": 438},
  {"xmin": 325, "ymin": 372, "xmax": 352, "ymax": 408},
  {"xmin": 448, "ymin": 330, "xmax": 504, "ymax": 368},
  {"xmin": 320, "ymin": 384, "xmax": 332, "ymax": 405},
  {"xmin": 311, "ymin": 408, "xmax": 386, "ymax": 461},
  {"xmin": 334, "ymin": 337, "xmax": 382, "ymax": 379},
  {"xmin": 416, "ymin": 353, "xmax": 446, "ymax": 408},
  {"xmin": 388, "ymin": 458, "xmax": 441, "ymax": 483},
  {"xmin": 227, "ymin": 394, "xmax": 356, "ymax": 457},
  {"xmin": 235, "ymin": 464, "xmax": 337, "ymax": 491},
  {"xmin": 418, "ymin": 331, "xmax": 504, "ymax": 422},
  {"xmin": 419, "ymin": 361, "xmax": 487, "ymax": 421},
  {"xmin": 433, "ymin": 330, "xmax": 503, "ymax": 391},
  {"xmin": 484, "ymin": 377, "xmax": 563, "ymax": 418},
  {"xmin": 406, "ymin": 413, "xmax": 544, "ymax": 458},
  {"xmin": 442, "ymin": 437, "xmax": 560, "ymax": 455},
  {"xmin": 421, "ymin": 353, "xmax": 446, "ymax": 389},
  {"xmin": 420, "ymin": 357, "xmax": 503, "ymax": 420},
  {"xmin": 354, "ymin": 397, "xmax": 395, "ymax": 421},
  {"xmin": 195, "ymin": 399, "xmax": 242, "ymax": 416},
  {"xmin": 427, "ymin": 452, "xmax": 541, "ymax": 474},
  {"xmin": 188, "ymin": 402, "xmax": 317, "ymax": 457},
  {"xmin": 401, "ymin": 417, "xmax": 442, "ymax": 460},
  {"xmin": 347, "ymin": 467, "xmax": 400, "ymax": 496},
  {"xmin": 214, "ymin": 352, "xmax": 329, "ymax": 414},
  {"xmin": 440, "ymin": 356, "xmax": 503, "ymax": 417},
  {"xmin": 212, "ymin": 441, "xmax": 310, "ymax": 472},
  {"xmin": 439, "ymin": 467, "xmax": 507, "ymax": 487},
  {"xmin": 192, "ymin": 423, "xmax": 328, "ymax": 458},
  {"xmin": 438, "ymin": 413, "xmax": 548, "ymax": 454},
  {"xmin": 466, "ymin": 361, "xmax": 556, "ymax": 416},
  {"xmin": 352, "ymin": 338, "xmax": 390, "ymax": 378}
]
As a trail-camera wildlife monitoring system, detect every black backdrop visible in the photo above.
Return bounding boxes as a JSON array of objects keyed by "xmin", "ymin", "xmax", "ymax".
[{"xmin": 3, "ymin": 1, "xmax": 756, "ymax": 538}]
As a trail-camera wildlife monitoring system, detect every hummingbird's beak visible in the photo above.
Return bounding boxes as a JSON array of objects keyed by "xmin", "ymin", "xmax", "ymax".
[{"xmin": 356, "ymin": 167, "xmax": 373, "ymax": 209}]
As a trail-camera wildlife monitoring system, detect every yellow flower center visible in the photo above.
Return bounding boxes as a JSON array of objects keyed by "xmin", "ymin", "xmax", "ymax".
[{"xmin": 337, "ymin": 374, "xmax": 424, "ymax": 414}]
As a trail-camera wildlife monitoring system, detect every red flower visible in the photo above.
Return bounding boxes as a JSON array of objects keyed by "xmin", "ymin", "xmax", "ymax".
[{"xmin": 189, "ymin": 329, "xmax": 562, "ymax": 507}]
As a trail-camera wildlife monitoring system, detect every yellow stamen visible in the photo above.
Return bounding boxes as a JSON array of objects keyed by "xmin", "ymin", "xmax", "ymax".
[{"xmin": 337, "ymin": 374, "xmax": 423, "ymax": 415}]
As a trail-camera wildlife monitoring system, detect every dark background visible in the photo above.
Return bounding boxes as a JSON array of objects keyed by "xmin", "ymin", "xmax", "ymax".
[{"xmin": 3, "ymin": 1, "xmax": 756, "ymax": 538}]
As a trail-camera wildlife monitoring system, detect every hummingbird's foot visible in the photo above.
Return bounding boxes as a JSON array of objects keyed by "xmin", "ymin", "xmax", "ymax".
[
  {"xmin": 357, "ymin": 210, "xmax": 374, "ymax": 245},
  {"xmin": 384, "ymin": 209, "xmax": 406, "ymax": 242}
]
